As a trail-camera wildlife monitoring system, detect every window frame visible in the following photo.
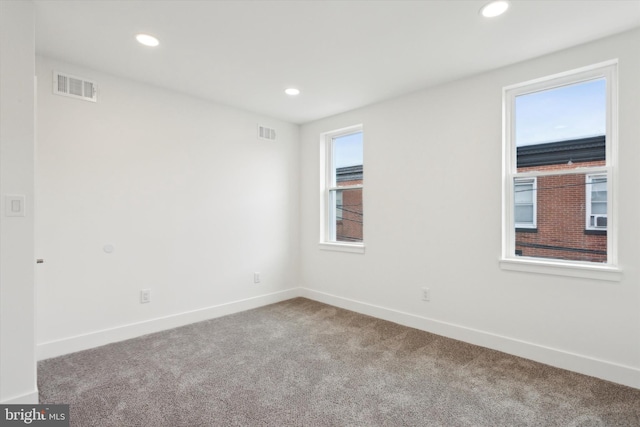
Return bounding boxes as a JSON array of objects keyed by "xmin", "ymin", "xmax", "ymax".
[
  {"xmin": 319, "ymin": 125, "xmax": 365, "ymax": 253},
  {"xmin": 501, "ymin": 60, "xmax": 620, "ymax": 280}
]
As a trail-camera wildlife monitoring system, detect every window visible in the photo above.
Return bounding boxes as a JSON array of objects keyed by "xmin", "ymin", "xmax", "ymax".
[
  {"xmin": 514, "ymin": 178, "xmax": 536, "ymax": 229},
  {"xmin": 320, "ymin": 125, "xmax": 364, "ymax": 252},
  {"xmin": 502, "ymin": 61, "xmax": 618, "ymax": 277},
  {"xmin": 586, "ymin": 174, "xmax": 607, "ymax": 230}
]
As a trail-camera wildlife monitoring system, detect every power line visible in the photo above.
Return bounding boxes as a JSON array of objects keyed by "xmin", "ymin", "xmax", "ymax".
[
  {"xmin": 336, "ymin": 206, "xmax": 363, "ymax": 216},
  {"xmin": 337, "ymin": 218, "xmax": 363, "ymax": 224}
]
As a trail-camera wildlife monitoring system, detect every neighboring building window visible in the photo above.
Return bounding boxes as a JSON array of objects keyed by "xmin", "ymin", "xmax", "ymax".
[
  {"xmin": 320, "ymin": 125, "xmax": 363, "ymax": 250},
  {"xmin": 586, "ymin": 174, "xmax": 607, "ymax": 230},
  {"xmin": 503, "ymin": 61, "xmax": 617, "ymax": 267},
  {"xmin": 335, "ymin": 190, "xmax": 344, "ymax": 222},
  {"xmin": 514, "ymin": 177, "xmax": 536, "ymax": 229}
]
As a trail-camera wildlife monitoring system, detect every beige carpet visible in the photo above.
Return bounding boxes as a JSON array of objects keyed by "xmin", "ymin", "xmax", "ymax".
[{"xmin": 38, "ymin": 298, "xmax": 640, "ymax": 426}]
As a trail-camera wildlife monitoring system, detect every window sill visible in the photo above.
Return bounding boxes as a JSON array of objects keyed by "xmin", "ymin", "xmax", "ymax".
[
  {"xmin": 584, "ymin": 229, "xmax": 607, "ymax": 236},
  {"xmin": 319, "ymin": 242, "xmax": 365, "ymax": 254},
  {"xmin": 516, "ymin": 227, "xmax": 538, "ymax": 233},
  {"xmin": 499, "ymin": 257, "xmax": 622, "ymax": 282}
]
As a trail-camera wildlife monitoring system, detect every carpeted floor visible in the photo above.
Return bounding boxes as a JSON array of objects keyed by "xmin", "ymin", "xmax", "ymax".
[{"xmin": 39, "ymin": 297, "xmax": 640, "ymax": 426}]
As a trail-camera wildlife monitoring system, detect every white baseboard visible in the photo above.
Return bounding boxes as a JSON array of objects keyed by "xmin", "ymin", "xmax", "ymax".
[
  {"xmin": 1, "ymin": 389, "xmax": 39, "ymax": 404},
  {"xmin": 299, "ymin": 288, "xmax": 640, "ymax": 390},
  {"xmin": 37, "ymin": 288, "xmax": 301, "ymax": 361}
]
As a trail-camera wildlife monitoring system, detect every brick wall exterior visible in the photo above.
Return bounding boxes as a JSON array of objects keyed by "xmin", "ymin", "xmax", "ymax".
[
  {"xmin": 336, "ymin": 178, "xmax": 363, "ymax": 242},
  {"xmin": 515, "ymin": 160, "xmax": 606, "ymax": 262}
]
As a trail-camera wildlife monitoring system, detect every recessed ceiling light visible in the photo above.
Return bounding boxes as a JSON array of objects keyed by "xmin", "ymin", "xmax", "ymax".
[
  {"xmin": 480, "ymin": 1, "xmax": 509, "ymax": 18},
  {"xmin": 285, "ymin": 88, "xmax": 300, "ymax": 96},
  {"xmin": 136, "ymin": 33, "xmax": 159, "ymax": 47}
]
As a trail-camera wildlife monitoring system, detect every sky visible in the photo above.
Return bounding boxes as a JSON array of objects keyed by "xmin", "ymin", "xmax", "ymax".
[
  {"xmin": 332, "ymin": 79, "xmax": 604, "ymax": 165},
  {"xmin": 515, "ymin": 78, "xmax": 606, "ymax": 146},
  {"xmin": 334, "ymin": 131, "xmax": 363, "ymax": 168}
]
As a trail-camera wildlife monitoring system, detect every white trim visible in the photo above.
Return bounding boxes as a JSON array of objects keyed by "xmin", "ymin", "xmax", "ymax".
[
  {"xmin": 319, "ymin": 124, "xmax": 364, "ymax": 248},
  {"xmin": 502, "ymin": 60, "xmax": 618, "ymax": 270},
  {"xmin": 329, "ymin": 184, "xmax": 363, "ymax": 191},
  {"xmin": 1, "ymin": 390, "xmax": 39, "ymax": 404},
  {"xmin": 37, "ymin": 288, "xmax": 299, "ymax": 360},
  {"xmin": 318, "ymin": 241, "xmax": 365, "ymax": 254},
  {"xmin": 499, "ymin": 258, "xmax": 622, "ymax": 282},
  {"xmin": 299, "ymin": 288, "xmax": 639, "ymax": 389}
]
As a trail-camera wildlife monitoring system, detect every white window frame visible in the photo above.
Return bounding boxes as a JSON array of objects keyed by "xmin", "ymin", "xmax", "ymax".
[
  {"xmin": 319, "ymin": 125, "xmax": 365, "ymax": 253},
  {"xmin": 514, "ymin": 177, "xmax": 537, "ymax": 229},
  {"xmin": 586, "ymin": 174, "xmax": 607, "ymax": 230},
  {"xmin": 500, "ymin": 60, "xmax": 620, "ymax": 281}
]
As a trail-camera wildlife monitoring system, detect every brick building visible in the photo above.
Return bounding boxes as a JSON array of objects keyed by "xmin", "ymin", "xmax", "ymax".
[
  {"xmin": 336, "ymin": 165, "xmax": 363, "ymax": 242},
  {"xmin": 515, "ymin": 136, "xmax": 606, "ymax": 262}
]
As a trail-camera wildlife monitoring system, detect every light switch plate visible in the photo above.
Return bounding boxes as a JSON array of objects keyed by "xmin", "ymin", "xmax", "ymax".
[{"xmin": 5, "ymin": 195, "xmax": 26, "ymax": 217}]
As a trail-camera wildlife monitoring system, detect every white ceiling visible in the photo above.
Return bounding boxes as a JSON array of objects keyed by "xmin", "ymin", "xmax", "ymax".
[{"xmin": 34, "ymin": 0, "xmax": 640, "ymax": 124}]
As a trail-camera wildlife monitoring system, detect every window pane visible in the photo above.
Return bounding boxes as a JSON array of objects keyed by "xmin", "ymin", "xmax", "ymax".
[
  {"xmin": 515, "ymin": 78, "xmax": 606, "ymax": 146},
  {"xmin": 591, "ymin": 202, "xmax": 607, "ymax": 215},
  {"xmin": 591, "ymin": 179, "xmax": 607, "ymax": 202},
  {"xmin": 515, "ymin": 172, "xmax": 606, "ymax": 263},
  {"xmin": 333, "ymin": 132, "xmax": 363, "ymax": 188},
  {"xmin": 514, "ymin": 183, "xmax": 533, "ymax": 203},
  {"xmin": 515, "ymin": 205, "xmax": 533, "ymax": 223},
  {"xmin": 515, "ymin": 79, "xmax": 606, "ymax": 172},
  {"xmin": 333, "ymin": 188, "xmax": 363, "ymax": 243},
  {"xmin": 591, "ymin": 191, "xmax": 607, "ymax": 202}
]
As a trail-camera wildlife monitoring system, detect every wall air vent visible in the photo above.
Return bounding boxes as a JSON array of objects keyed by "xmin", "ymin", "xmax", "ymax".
[
  {"xmin": 258, "ymin": 125, "xmax": 276, "ymax": 141},
  {"xmin": 53, "ymin": 71, "xmax": 97, "ymax": 102}
]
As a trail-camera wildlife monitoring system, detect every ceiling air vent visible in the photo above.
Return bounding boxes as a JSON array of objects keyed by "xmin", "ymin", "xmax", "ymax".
[
  {"xmin": 258, "ymin": 125, "xmax": 276, "ymax": 141},
  {"xmin": 53, "ymin": 71, "xmax": 97, "ymax": 102}
]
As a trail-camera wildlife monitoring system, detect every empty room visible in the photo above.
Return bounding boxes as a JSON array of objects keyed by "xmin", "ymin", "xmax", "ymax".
[{"xmin": 1, "ymin": 0, "xmax": 640, "ymax": 425}]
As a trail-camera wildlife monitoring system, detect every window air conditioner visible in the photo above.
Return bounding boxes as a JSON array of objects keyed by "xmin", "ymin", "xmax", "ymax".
[{"xmin": 590, "ymin": 215, "xmax": 607, "ymax": 228}]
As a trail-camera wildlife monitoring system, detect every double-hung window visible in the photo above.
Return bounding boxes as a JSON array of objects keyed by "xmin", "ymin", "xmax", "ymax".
[
  {"xmin": 320, "ymin": 125, "xmax": 364, "ymax": 253},
  {"xmin": 502, "ymin": 61, "xmax": 619, "ymax": 278}
]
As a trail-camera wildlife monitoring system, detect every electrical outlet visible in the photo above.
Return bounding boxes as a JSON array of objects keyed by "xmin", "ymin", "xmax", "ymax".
[
  {"xmin": 421, "ymin": 287, "xmax": 430, "ymax": 302},
  {"xmin": 140, "ymin": 289, "xmax": 151, "ymax": 304},
  {"xmin": 254, "ymin": 272, "xmax": 260, "ymax": 284}
]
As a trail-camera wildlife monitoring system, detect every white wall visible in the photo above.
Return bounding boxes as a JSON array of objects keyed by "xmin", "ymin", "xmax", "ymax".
[
  {"xmin": 299, "ymin": 29, "xmax": 640, "ymax": 388},
  {"xmin": 25, "ymin": 20, "xmax": 640, "ymax": 391},
  {"xmin": 35, "ymin": 56, "xmax": 300, "ymax": 358},
  {"xmin": 0, "ymin": 0, "xmax": 38, "ymax": 404}
]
